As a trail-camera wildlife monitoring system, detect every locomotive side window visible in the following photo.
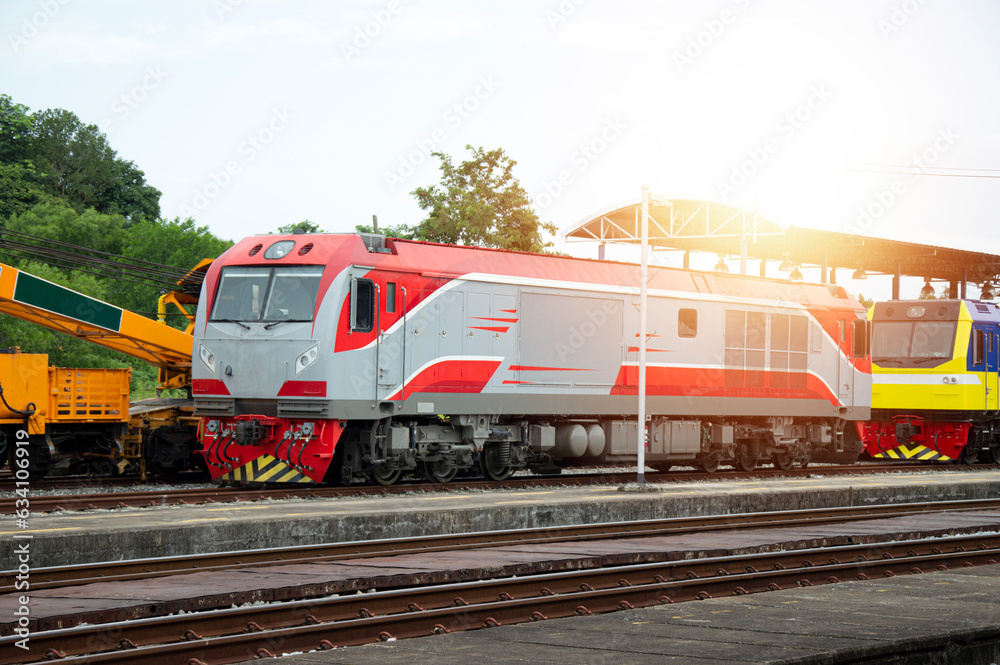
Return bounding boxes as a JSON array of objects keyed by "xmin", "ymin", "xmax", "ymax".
[
  {"xmin": 770, "ymin": 314, "xmax": 808, "ymax": 389},
  {"xmin": 973, "ymin": 329, "xmax": 985, "ymax": 366},
  {"xmin": 351, "ymin": 277, "xmax": 375, "ymax": 333},
  {"xmin": 386, "ymin": 282, "xmax": 396, "ymax": 314},
  {"xmin": 724, "ymin": 310, "xmax": 745, "ymax": 387},
  {"xmin": 678, "ymin": 308, "xmax": 697, "ymax": 338},
  {"xmin": 725, "ymin": 311, "xmax": 764, "ymax": 387}
]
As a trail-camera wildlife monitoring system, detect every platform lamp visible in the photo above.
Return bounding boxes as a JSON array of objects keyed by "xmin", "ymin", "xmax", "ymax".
[
  {"xmin": 714, "ymin": 255, "xmax": 730, "ymax": 273},
  {"xmin": 982, "ymin": 281, "xmax": 996, "ymax": 300},
  {"xmin": 778, "ymin": 258, "xmax": 794, "ymax": 272},
  {"xmin": 920, "ymin": 280, "xmax": 935, "ymax": 299},
  {"xmin": 789, "ymin": 266, "xmax": 804, "ymax": 281},
  {"xmin": 852, "ymin": 266, "xmax": 868, "ymax": 280}
]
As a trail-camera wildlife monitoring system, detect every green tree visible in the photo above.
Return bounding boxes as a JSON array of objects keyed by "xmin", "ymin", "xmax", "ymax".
[
  {"xmin": 411, "ymin": 145, "xmax": 557, "ymax": 252},
  {"xmin": 6, "ymin": 200, "xmax": 129, "ymax": 260},
  {"xmin": 29, "ymin": 108, "xmax": 161, "ymax": 221},
  {"xmin": 0, "ymin": 94, "xmax": 33, "ymax": 164},
  {"xmin": 0, "ymin": 162, "xmax": 53, "ymax": 219},
  {"xmin": 275, "ymin": 220, "xmax": 323, "ymax": 234},
  {"xmin": 354, "ymin": 221, "xmax": 417, "ymax": 239}
]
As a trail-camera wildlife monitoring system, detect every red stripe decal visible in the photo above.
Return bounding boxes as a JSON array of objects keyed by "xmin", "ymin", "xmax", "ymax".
[
  {"xmin": 193, "ymin": 379, "xmax": 230, "ymax": 395},
  {"xmin": 388, "ymin": 359, "xmax": 502, "ymax": 399},
  {"xmin": 499, "ymin": 309, "xmax": 517, "ymax": 313},
  {"xmin": 609, "ymin": 366, "xmax": 839, "ymax": 405},
  {"xmin": 509, "ymin": 365, "xmax": 595, "ymax": 372},
  {"xmin": 277, "ymin": 380, "xmax": 328, "ymax": 397},
  {"xmin": 626, "ymin": 347, "xmax": 671, "ymax": 353},
  {"xmin": 471, "ymin": 317, "xmax": 519, "ymax": 323},
  {"xmin": 503, "ymin": 380, "xmax": 537, "ymax": 385},
  {"xmin": 471, "ymin": 326, "xmax": 509, "ymax": 333}
]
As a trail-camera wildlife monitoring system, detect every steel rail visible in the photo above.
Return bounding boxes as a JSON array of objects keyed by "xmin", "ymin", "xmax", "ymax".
[
  {"xmin": 1, "ymin": 462, "xmax": 986, "ymax": 515},
  {"xmin": 6, "ymin": 532, "xmax": 998, "ymax": 664},
  {"xmin": 6, "ymin": 498, "xmax": 1000, "ymax": 593}
]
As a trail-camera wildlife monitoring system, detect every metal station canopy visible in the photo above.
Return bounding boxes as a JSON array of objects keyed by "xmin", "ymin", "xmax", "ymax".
[{"xmin": 563, "ymin": 198, "xmax": 1000, "ymax": 298}]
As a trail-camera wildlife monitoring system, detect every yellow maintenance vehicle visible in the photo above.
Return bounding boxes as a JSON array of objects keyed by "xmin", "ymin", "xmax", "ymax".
[{"xmin": 0, "ymin": 260, "xmax": 210, "ymax": 480}]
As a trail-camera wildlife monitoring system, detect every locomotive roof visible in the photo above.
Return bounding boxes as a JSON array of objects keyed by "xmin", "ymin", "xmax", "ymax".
[{"xmin": 215, "ymin": 233, "xmax": 863, "ymax": 311}]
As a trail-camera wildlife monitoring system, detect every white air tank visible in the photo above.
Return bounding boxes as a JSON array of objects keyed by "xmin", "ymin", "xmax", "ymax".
[
  {"xmin": 585, "ymin": 423, "xmax": 606, "ymax": 457},
  {"xmin": 554, "ymin": 424, "xmax": 588, "ymax": 458}
]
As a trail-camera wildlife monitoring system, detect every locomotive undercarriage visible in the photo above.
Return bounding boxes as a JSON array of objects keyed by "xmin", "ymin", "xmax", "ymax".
[
  {"xmin": 863, "ymin": 412, "xmax": 1000, "ymax": 465},
  {"xmin": 329, "ymin": 414, "xmax": 855, "ymax": 486}
]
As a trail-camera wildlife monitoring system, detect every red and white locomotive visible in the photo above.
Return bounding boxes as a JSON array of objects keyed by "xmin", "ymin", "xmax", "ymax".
[{"xmin": 193, "ymin": 233, "xmax": 871, "ymax": 484}]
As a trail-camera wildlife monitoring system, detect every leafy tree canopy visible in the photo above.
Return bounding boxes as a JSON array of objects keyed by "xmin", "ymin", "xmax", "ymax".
[
  {"xmin": 30, "ymin": 107, "xmax": 161, "ymax": 221},
  {"xmin": 275, "ymin": 220, "xmax": 323, "ymax": 234},
  {"xmin": 0, "ymin": 95, "xmax": 162, "ymax": 223},
  {"xmin": 354, "ymin": 221, "xmax": 417, "ymax": 239},
  {"xmin": 411, "ymin": 145, "xmax": 556, "ymax": 253}
]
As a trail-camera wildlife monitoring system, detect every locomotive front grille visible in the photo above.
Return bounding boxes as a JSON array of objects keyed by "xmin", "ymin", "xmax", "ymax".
[
  {"xmin": 193, "ymin": 397, "xmax": 235, "ymax": 417},
  {"xmin": 278, "ymin": 400, "xmax": 330, "ymax": 418}
]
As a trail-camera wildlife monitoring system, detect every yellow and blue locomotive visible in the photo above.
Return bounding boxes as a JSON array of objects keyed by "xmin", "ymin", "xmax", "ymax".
[{"xmin": 860, "ymin": 299, "xmax": 1000, "ymax": 464}]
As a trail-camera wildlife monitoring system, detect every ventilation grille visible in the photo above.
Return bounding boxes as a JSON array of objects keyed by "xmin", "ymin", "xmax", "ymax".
[
  {"xmin": 248, "ymin": 243, "xmax": 263, "ymax": 256},
  {"xmin": 298, "ymin": 242, "xmax": 314, "ymax": 256},
  {"xmin": 193, "ymin": 398, "xmax": 235, "ymax": 417},
  {"xmin": 278, "ymin": 400, "xmax": 329, "ymax": 418}
]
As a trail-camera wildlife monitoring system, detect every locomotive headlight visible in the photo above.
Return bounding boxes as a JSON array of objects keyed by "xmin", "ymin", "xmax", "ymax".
[
  {"xmin": 199, "ymin": 343, "xmax": 217, "ymax": 373},
  {"xmin": 295, "ymin": 344, "xmax": 319, "ymax": 375}
]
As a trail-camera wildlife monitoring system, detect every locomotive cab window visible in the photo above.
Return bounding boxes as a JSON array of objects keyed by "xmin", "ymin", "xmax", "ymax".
[
  {"xmin": 351, "ymin": 277, "xmax": 375, "ymax": 333},
  {"xmin": 210, "ymin": 265, "xmax": 323, "ymax": 324},
  {"xmin": 678, "ymin": 308, "xmax": 697, "ymax": 338}
]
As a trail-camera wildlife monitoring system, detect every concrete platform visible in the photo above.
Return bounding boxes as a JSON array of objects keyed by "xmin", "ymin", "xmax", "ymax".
[
  {"xmin": 233, "ymin": 566, "xmax": 1000, "ymax": 665},
  {"xmin": 6, "ymin": 468, "xmax": 1000, "ymax": 569},
  {"xmin": 5, "ymin": 469, "xmax": 1000, "ymax": 663}
]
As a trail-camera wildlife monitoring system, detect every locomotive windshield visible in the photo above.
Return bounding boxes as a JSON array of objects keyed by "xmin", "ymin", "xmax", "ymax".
[
  {"xmin": 210, "ymin": 266, "xmax": 324, "ymax": 323},
  {"xmin": 871, "ymin": 320, "xmax": 956, "ymax": 363}
]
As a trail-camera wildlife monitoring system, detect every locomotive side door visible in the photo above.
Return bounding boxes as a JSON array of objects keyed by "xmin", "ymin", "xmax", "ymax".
[
  {"xmin": 376, "ymin": 280, "xmax": 402, "ymax": 401},
  {"xmin": 837, "ymin": 317, "xmax": 852, "ymax": 406},
  {"xmin": 989, "ymin": 329, "xmax": 1000, "ymax": 414}
]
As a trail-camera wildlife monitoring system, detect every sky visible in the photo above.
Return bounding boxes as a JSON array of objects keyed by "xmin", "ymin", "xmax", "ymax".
[{"xmin": 3, "ymin": 0, "xmax": 999, "ymax": 300}]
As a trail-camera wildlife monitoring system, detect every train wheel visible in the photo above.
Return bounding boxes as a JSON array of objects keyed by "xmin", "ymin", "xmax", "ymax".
[
  {"xmin": 422, "ymin": 460, "xmax": 457, "ymax": 483},
  {"xmin": 734, "ymin": 443, "xmax": 757, "ymax": 472},
  {"xmin": 480, "ymin": 446, "xmax": 513, "ymax": 481},
  {"xmin": 984, "ymin": 445, "xmax": 1000, "ymax": 464},
  {"xmin": 955, "ymin": 445, "xmax": 979, "ymax": 466},
  {"xmin": 369, "ymin": 464, "xmax": 402, "ymax": 486},
  {"xmin": 697, "ymin": 457, "xmax": 720, "ymax": 473},
  {"xmin": 771, "ymin": 452, "xmax": 794, "ymax": 471}
]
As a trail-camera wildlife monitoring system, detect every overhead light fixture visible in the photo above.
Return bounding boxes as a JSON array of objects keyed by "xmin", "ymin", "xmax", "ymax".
[
  {"xmin": 852, "ymin": 266, "xmax": 868, "ymax": 280},
  {"xmin": 789, "ymin": 266, "xmax": 804, "ymax": 281},
  {"xmin": 920, "ymin": 281, "xmax": 935, "ymax": 298},
  {"xmin": 714, "ymin": 256, "xmax": 729, "ymax": 273},
  {"xmin": 778, "ymin": 259, "xmax": 794, "ymax": 271},
  {"xmin": 983, "ymin": 281, "xmax": 995, "ymax": 300}
]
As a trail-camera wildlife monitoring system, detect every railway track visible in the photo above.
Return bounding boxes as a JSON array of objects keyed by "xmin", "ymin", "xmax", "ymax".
[
  {"xmin": 4, "ymin": 505, "xmax": 999, "ymax": 664},
  {"xmin": 1, "ymin": 462, "xmax": 985, "ymax": 515},
  {"xmin": 5, "ymin": 497, "xmax": 1000, "ymax": 593}
]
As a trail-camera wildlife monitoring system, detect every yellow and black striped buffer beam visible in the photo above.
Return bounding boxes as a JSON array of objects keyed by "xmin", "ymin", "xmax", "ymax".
[
  {"xmin": 220, "ymin": 455, "xmax": 315, "ymax": 483},
  {"xmin": 873, "ymin": 444, "xmax": 952, "ymax": 462}
]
